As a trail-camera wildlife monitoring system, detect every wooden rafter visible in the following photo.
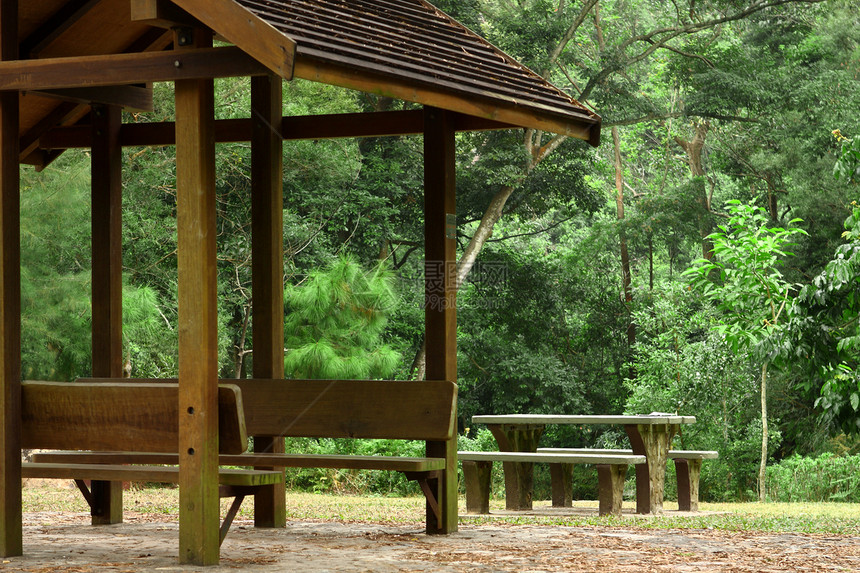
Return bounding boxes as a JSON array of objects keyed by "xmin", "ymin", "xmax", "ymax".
[
  {"xmin": 32, "ymin": 86, "xmax": 153, "ymax": 113},
  {"xmin": 0, "ymin": 47, "xmax": 269, "ymax": 92},
  {"xmin": 168, "ymin": 0, "xmax": 296, "ymax": 79}
]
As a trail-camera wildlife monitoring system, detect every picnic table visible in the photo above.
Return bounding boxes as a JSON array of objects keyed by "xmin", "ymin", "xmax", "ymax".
[{"xmin": 470, "ymin": 414, "xmax": 696, "ymax": 514}]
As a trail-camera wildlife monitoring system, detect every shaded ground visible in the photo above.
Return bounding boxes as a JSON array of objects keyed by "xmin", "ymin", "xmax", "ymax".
[{"xmin": 2, "ymin": 509, "xmax": 859, "ymax": 572}]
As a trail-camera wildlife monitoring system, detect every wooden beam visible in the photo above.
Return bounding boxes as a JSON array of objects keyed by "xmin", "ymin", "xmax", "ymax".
[
  {"xmin": 19, "ymin": 0, "xmax": 103, "ymax": 59},
  {"xmin": 250, "ymin": 74, "xmax": 286, "ymax": 529},
  {"xmin": 131, "ymin": 0, "xmax": 202, "ymax": 29},
  {"xmin": 90, "ymin": 106, "xmax": 124, "ymax": 377},
  {"xmin": 0, "ymin": 46, "xmax": 269, "ymax": 92},
  {"xmin": 170, "ymin": 0, "xmax": 296, "ymax": 80},
  {"xmin": 174, "ymin": 29, "xmax": 221, "ymax": 566},
  {"xmin": 38, "ymin": 110, "xmax": 518, "ymax": 151},
  {"xmin": 33, "ymin": 86, "xmax": 153, "ymax": 113},
  {"xmin": 423, "ymin": 107, "xmax": 458, "ymax": 535},
  {"xmin": 295, "ymin": 57, "xmax": 600, "ymax": 146},
  {"xmin": 0, "ymin": 0, "xmax": 21, "ymax": 557},
  {"xmin": 90, "ymin": 105, "xmax": 125, "ymax": 525}
]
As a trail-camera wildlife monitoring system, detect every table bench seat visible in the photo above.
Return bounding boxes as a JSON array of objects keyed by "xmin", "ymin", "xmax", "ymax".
[
  {"xmin": 537, "ymin": 448, "xmax": 718, "ymax": 511},
  {"xmin": 458, "ymin": 451, "xmax": 644, "ymax": 516}
]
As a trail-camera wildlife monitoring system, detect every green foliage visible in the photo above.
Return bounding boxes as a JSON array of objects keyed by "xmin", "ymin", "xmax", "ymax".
[
  {"xmin": 766, "ymin": 453, "xmax": 860, "ymax": 502},
  {"xmin": 834, "ymin": 132, "xmax": 860, "ymax": 184},
  {"xmin": 793, "ymin": 205, "xmax": 860, "ymax": 432},
  {"xmin": 122, "ymin": 284, "xmax": 178, "ymax": 378},
  {"xmin": 457, "ymin": 216, "xmax": 626, "ymax": 426},
  {"xmin": 280, "ymin": 437, "xmax": 424, "ymax": 495},
  {"xmin": 685, "ymin": 201, "xmax": 806, "ymax": 362},
  {"xmin": 624, "ymin": 283, "xmax": 780, "ymax": 501},
  {"xmin": 284, "ymin": 256, "xmax": 401, "ymax": 379}
]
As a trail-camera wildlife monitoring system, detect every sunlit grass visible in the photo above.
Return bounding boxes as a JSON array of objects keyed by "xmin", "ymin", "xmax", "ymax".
[{"xmin": 23, "ymin": 481, "xmax": 860, "ymax": 534}]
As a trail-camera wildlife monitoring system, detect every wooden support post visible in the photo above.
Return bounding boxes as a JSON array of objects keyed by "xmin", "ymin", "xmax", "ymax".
[
  {"xmin": 486, "ymin": 424, "xmax": 543, "ymax": 511},
  {"xmin": 423, "ymin": 106, "xmax": 458, "ymax": 534},
  {"xmin": 461, "ymin": 460, "xmax": 491, "ymax": 514},
  {"xmin": 250, "ymin": 73, "xmax": 286, "ymax": 528},
  {"xmin": 175, "ymin": 27, "xmax": 220, "ymax": 566},
  {"xmin": 674, "ymin": 458, "xmax": 702, "ymax": 512},
  {"xmin": 626, "ymin": 423, "xmax": 675, "ymax": 514},
  {"xmin": 597, "ymin": 464, "xmax": 627, "ymax": 517},
  {"xmin": 90, "ymin": 104, "xmax": 124, "ymax": 525},
  {"xmin": 0, "ymin": 1, "xmax": 22, "ymax": 557},
  {"xmin": 549, "ymin": 463, "xmax": 574, "ymax": 507}
]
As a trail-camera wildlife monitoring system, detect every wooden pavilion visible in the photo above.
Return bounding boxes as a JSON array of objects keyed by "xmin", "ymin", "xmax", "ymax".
[{"xmin": 0, "ymin": 0, "xmax": 600, "ymax": 565}]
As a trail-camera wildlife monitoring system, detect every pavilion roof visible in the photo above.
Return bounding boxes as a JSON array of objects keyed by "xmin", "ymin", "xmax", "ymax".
[
  {"xmin": 9, "ymin": 0, "xmax": 600, "ymax": 168},
  {"xmin": 235, "ymin": 0, "xmax": 600, "ymax": 143}
]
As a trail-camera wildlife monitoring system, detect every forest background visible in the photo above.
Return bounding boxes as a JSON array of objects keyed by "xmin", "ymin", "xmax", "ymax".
[{"xmin": 19, "ymin": 0, "xmax": 860, "ymax": 503}]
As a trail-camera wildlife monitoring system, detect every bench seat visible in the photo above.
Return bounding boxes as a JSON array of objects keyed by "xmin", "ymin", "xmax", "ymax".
[
  {"xmin": 32, "ymin": 451, "xmax": 445, "ymax": 473},
  {"xmin": 458, "ymin": 451, "xmax": 644, "ymax": 516},
  {"xmin": 22, "ymin": 462, "xmax": 283, "ymax": 487},
  {"xmin": 23, "ymin": 461, "xmax": 284, "ymax": 544},
  {"xmin": 537, "ymin": 448, "xmax": 718, "ymax": 511}
]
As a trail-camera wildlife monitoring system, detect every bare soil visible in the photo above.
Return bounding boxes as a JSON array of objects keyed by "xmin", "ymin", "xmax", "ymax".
[{"xmin": 2, "ymin": 509, "xmax": 859, "ymax": 572}]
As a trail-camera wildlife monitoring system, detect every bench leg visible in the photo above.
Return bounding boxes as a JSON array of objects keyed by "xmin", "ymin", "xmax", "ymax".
[
  {"xmin": 461, "ymin": 461, "xmax": 492, "ymax": 514},
  {"xmin": 252, "ymin": 436, "xmax": 286, "ymax": 528},
  {"xmin": 89, "ymin": 480, "xmax": 123, "ymax": 525},
  {"xmin": 674, "ymin": 458, "xmax": 703, "ymax": 511},
  {"xmin": 549, "ymin": 463, "xmax": 573, "ymax": 507},
  {"xmin": 74, "ymin": 480, "xmax": 123, "ymax": 525},
  {"xmin": 596, "ymin": 464, "xmax": 627, "ymax": 517},
  {"xmin": 426, "ymin": 439, "xmax": 458, "ymax": 534}
]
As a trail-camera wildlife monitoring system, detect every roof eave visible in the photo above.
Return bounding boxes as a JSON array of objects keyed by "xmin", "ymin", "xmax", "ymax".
[{"xmin": 294, "ymin": 55, "xmax": 601, "ymax": 146}]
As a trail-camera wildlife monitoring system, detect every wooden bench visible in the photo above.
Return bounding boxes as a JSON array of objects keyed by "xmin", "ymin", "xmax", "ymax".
[
  {"xmin": 458, "ymin": 451, "xmax": 644, "ymax": 516},
  {"xmin": 35, "ymin": 378, "xmax": 459, "ymax": 532},
  {"xmin": 537, "ymin": 448, "xmax": 719, "ymax": 511},
  {"xmin": 21, "ymin": 380, "xmax": 284, "ymax": 543}
]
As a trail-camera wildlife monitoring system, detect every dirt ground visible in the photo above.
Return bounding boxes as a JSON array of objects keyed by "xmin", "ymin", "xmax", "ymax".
[{"xmin": 2, "ymin": 509, "xmax": 859, "ymax": 573}]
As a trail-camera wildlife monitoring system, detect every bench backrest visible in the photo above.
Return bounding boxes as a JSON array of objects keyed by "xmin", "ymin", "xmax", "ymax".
[
  {"xmin": 232, "ymin": 379, "xmax": 457, "ymax": 441},
  {"xmin": 22, "ymin": 381, "xmax": 248, "ymax": 454},
  {"xmin": 81, "ymin": 378, "xmax": 457, "ymax": 442}
]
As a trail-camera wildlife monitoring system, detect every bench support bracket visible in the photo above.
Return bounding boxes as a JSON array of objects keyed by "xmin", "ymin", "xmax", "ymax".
[{"xmin": 404, "ymin": 471, "xmax": 442, "ymax": 529}]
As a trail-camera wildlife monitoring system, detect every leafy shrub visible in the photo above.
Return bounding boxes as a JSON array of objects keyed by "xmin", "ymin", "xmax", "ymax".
[
  {"xmin": 279, "ymin": 437, "xmax": 425, "ymax": 496},
  {"xmin": 766, "ymin": 453, "xmax": 860, "ymax": 502}
]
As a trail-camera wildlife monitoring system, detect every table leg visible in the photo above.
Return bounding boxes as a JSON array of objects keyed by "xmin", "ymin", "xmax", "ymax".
[
  {"xmin": 625, "ymin": 423, "xmax": 678, "ymax": 514},
  {"xmin": 486, "ymin": 424, "xmax": 544, "ymax": 510}
]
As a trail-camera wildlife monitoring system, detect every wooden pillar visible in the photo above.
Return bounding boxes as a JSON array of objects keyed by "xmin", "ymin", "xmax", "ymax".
[
  {"xmin": 0, "ymin": 0, "xmax": 21, "ymax": 557},
  {"xmin": 250, "ymin": 73, "xmax": 286, "ymax": 528},
  {"xmin": 174, "ymin": 27, "xmax": 220, "ymax": 566},
  {"xmin": 423, "ymin": 106, "xmax": 457, "ymax": 533},
  {"xmin": 90, "ymin": 104, "xmax": 124, "ymax": 525}
]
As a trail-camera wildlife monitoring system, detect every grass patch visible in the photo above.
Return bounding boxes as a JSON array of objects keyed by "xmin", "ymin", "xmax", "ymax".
[{"xmin": 22, "ymin": 482, "xmax": 860, "ymax": 534}]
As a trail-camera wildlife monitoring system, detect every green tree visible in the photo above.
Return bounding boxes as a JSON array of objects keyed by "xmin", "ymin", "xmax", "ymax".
[
  {"xmin": 283, "ymin": 256, "xmax": 400, "ymax": 379},
  {"xmin": 686, "ymin": 200, "xmax": 806, "ymax": 501},
  {"xmin": 790, "ymin": 133, "xmax": 860, "ymax": 433}
]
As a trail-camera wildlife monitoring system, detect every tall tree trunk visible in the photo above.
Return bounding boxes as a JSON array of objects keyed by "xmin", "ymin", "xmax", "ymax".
[
  {"xmin": 612, "ymin": 127, "xmax": 635, "ymax": 347},
  {"xmin": 759, "ymin": 361, "xmax": 769, "ymax": 502},
  {"xmin": 674, "ymin": 120, "xmax": 714, "ymax": 259}
]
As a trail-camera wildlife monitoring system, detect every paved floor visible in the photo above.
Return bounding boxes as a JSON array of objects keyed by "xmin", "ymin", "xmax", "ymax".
[{"xmin": 2, "ymin": 511, "xmax": 859, "ymax": 572}]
